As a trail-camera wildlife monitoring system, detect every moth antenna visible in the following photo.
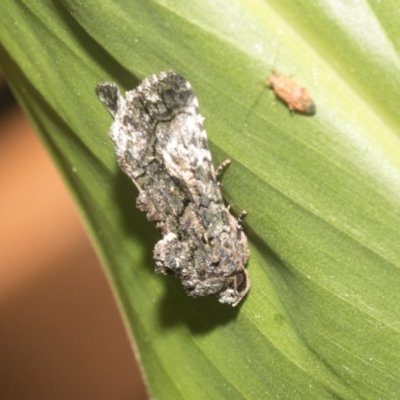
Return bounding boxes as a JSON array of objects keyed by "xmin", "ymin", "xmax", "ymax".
[{"xmin": 216, "ymin": 159, "xmax": 231, "ymax": 181}]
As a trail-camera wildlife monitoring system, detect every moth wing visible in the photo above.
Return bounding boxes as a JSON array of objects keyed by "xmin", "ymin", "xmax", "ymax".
[{"xmin": 133, "ymin": 72, "xmax": 221, "ymax": 205}]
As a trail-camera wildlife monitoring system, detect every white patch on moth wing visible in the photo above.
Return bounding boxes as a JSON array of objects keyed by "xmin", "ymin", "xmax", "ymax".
[
  {"xmin": 161, "ymin": 148, "xmax": 194, "ymax": 184},
  {"xmin": 144, "ymin": 74, "xmax": 159, "ymax": 87},
  {"xmin": 162, "ymin": 139, "xmax": 209, "ymax": 182},
  {"xmin": 187, "ymin": 145, "xmax": 212, "ymax": 165},
  {"xmin": 173, "ymin": 114, "xmax": 207, "ymax": 149},
  {"xmin": 148, "ymin": 74, "xmax": 159, "ymax": 84},
  {"xmin": 161, "ymin": 146, "xmax": 217, "ymax": 206},
  {"xmin": 163, "ymin": 231, "xmax": 177, "ymax": 242},
  {"xmin": 161, "ymin": 135, "xmax": 188, "ymax": 170},
  {"xmin": 125, "ymin": 90, "xmax": 138, "ymax": 104},
  {"xmin": 158, "ymin": 71, "xmax": 169, "ymax": 81},
  {"xmin": 137, "ymin": 86, "xmax": 159, "ymax": 103},
  {"xmin": 184, "ymin": 106, "xmax": 204, "ymax": 132},
  {"xmin": 110, "ymin": 121, "xmax": 136, "ymax": 155},
  {"xmin": 196, "ymin": 114, "xmax": 205, "ymax": 125},
  {"xmin": 159, "ymin": 115, "xmax": 214, "ymax": 184},
  {"xmin": 110, "ymin": 121, "xmax": 129, "ymax": 151},
  {"xmin": 184, "ymin": 79, "xmax": 193, "ymax": 90},
  {"xmin": 191, "ymin": 96, "xmax": 199, "ymax": 109},
  {"xmin": 174, "ymin": 253, "xmax": 190, "ymax": 269},
  {"xmin": 130, "ymin": 132, "xmax": 149, "ymax": 157},
  {"xmin": 199, "ymin": 129, "xmax": 208, "ymax": 140},
  {"xmin": 110, "ymin": 119, "xmax": 153, "ymax": 178}
]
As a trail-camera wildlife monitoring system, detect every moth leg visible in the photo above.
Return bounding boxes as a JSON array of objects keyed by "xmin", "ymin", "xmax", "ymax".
[
  {"xmin": 237, "ymin": 210, "xmax": 248, "ymax": 232},
  {"xmin": 215, "ymin": 159, "xmax": 231, "ymax": 182}
]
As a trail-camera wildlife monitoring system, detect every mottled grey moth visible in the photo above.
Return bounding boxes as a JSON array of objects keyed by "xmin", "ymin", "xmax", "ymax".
[{"xmin": 96, "ymin": 71, "xmax": 250, "ymax": 306}]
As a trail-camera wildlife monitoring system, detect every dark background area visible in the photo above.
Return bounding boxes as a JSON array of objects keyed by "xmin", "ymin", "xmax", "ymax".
[{"xmin": 0, "ymin": 73, "xmax": 148, "ymax": 400}]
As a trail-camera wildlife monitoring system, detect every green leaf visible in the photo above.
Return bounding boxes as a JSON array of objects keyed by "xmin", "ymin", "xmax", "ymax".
[{"xmin": 1, "ymin": 0, "xmax": 400, "ymax": 398}]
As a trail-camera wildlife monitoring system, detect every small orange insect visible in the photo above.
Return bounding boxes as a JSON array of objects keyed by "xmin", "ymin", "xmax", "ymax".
[{"xmin": 268, "ymin": 73, "xmax": 316, "ymax": 115}]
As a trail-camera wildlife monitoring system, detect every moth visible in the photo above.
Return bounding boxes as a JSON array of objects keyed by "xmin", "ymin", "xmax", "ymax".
[
  {"xmin": 96, "ymin": 71, "xmax": 250, "ymax": 306},
  {"xmin": 269, "ymin": 72, "xmax": 316, "ymax": 115}
]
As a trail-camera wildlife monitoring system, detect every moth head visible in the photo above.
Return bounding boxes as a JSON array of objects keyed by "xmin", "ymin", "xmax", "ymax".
[
  {"xmin": 96, "ymin": 82, "xmax": 123, "ymax": 118},
  {"xmin": 218, "ymin": 269, "xmax": 250, "ymax": 306}
]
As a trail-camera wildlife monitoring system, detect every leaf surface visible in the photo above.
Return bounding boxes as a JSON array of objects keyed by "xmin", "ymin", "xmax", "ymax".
[{"xmin": 1, "ymin": 1, "xmax": 400, "ymax": 398}]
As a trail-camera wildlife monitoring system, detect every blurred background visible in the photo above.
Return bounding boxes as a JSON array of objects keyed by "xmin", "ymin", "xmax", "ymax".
[{"xmin": 0, "ymin": 71, "xmax": 148, "ymax": 400}]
